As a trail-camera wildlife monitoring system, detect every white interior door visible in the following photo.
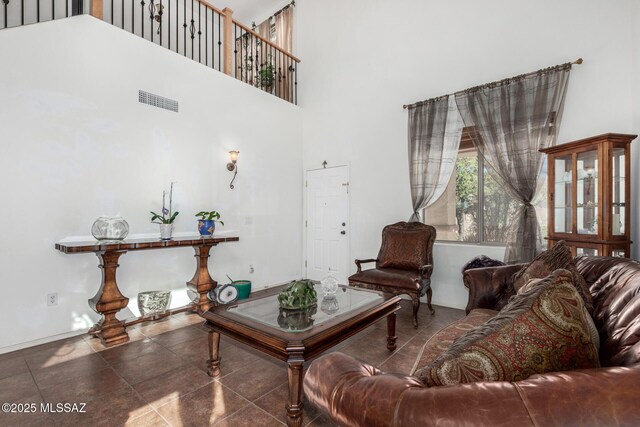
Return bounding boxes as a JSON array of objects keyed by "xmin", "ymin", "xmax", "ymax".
[{"xmin": 306, "ymin": 166, "xmax": 349, "ymax": 284}]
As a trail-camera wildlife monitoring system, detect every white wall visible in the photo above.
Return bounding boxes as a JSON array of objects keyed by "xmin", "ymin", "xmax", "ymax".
[
  {"xmin": 0, "ymin": 15, "xmax": 303, "ymax": 351},
  {"xmin": 297, "ymin": 0, "xmax": 637, "ymax": 309}
]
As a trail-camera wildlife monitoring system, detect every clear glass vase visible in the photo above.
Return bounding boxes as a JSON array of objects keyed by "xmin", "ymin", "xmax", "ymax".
[
  {"xmin": 91, "ymin": 217, "xmax": 129, "ymax": 241},
  {"xmin": 321, "ymin": 271, "xmax": 338, "ymax": 296}
]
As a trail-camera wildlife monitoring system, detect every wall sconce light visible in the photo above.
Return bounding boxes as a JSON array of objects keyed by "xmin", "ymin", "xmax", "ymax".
[{"xmin": 227, "ymin": 150, "xmax": 239, "ymax": 189}]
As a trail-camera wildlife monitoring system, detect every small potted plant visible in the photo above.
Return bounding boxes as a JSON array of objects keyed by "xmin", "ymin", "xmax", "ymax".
[
  {"xmin": 151, "ymin": 182, "xmax": 179, "ymax": 240},
  {"xmin": 195, "ymin": 210, "xmax": 224, "ymax": 237},
  {"xmin": 257, "ymin": 55, "xmax": 276, "ymax": 91}
]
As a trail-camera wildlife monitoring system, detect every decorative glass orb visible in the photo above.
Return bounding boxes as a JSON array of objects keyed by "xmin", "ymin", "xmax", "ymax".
[
  {"xmin": 91, "ymin": 217, "xmax": 129, "ymax": 241},
  {"xmin": 320, "ymin": 271, "xmax": 339, "ymax": 296}
]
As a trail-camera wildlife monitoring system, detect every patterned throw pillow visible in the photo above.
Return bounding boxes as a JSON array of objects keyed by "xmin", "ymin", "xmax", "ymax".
[
  {"xmin": 512, "ymin": 240, "xmax": 594, "ymax": 314},
  {"xmin": 415, "ymin": 270, "xmax": 600, "ymax": 386}
]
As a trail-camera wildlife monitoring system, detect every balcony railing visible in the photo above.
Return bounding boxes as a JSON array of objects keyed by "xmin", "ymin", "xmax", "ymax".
[{"xmin": 0, "ymin": 0, "xmax": 300, "ymax": 104}]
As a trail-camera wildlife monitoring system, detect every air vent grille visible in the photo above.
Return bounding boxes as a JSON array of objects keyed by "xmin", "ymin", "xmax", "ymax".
[{"xmin": 138, "ymin": 90, "xmax": 179, "ymax": 112}]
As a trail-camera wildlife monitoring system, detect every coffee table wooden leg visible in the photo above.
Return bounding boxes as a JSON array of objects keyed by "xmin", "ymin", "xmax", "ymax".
[
  {"xmin": 286, "ymin": 359, "xmax": 304, "ymax": 427},
  {"xmin": 207, "ymin": 330, "xmax": 221, "ymax": 377},
  {"xmin": 387, "ymin": 312, "xmax": 397, "ymax": 351}
]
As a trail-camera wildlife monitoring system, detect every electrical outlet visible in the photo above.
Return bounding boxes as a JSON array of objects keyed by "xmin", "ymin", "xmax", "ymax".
[{"xmin": 47, "ymin": 293, "xmax": 58, "ymax": 306}]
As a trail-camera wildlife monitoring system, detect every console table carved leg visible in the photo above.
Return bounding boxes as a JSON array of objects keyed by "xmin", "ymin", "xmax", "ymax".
[
  {"xmin": 387, "ymin": 312, "xmax": 397, "ymax": 351},
  {"xmin": 187, "ymin": 244, "xmax": 218, "ymax": 313},
  {"xmin": 207, "ymin": 330, "xmax": 221, "ymax": 377},
  {"xmin": 88, "ymin": 250, "xmax": 130, "ymax": 347},
  {"xmin": 286, "ymin": 353, "xmax": 305, "ymax": 427}
]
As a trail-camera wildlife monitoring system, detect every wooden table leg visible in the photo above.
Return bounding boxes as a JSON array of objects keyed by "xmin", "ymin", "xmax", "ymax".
[
  {"xmin": 207, "ymin": 330, "xmax": 221, "ymax": 377},
  {"xmin": 286, "ymin": 353, "xmax": 304, "ymax": 427},
  {"xmin": 88, "ymin": 250, "xmax": 130, "ymax": 347},
  {"xmin": 386, "ymin": 312, "xmax": 397, "ymax": 351},
  {"xmin": 187, "ymin": 244, "xmax": 218, "ymax": 314}
]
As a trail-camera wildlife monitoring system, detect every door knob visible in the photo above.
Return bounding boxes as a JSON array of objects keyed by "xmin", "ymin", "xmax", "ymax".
[
  {"xmin": 342, "ymin": 222, "xmax": 346, "ymax": 226},
  {"xmin": 340, "ymin": 231, "xmax": 346, "ymax": 235}
]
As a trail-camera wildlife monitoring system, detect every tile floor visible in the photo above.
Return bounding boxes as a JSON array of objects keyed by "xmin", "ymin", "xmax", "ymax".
[{"xmin": 0, "ymin": 301, "xmax": 463, "ymax": 426}]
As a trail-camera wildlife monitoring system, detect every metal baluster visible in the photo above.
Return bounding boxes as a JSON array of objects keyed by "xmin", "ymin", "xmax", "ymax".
[
  {"xmin": 182, "ymin": 0, "xmax": 186, "ymax": 56},
  {"xmin": 37, "ymin": 0, "xmax": 40, "ymax": 22},
  {"xmin": 190, "ymin": 0, "xmax": 194, "ymax": 60},
  {"xmin": 233, "ymin": 25, "xmax": 238, "ymax": 79},
  {"xmin": 141, "ymin": 0, "xmax": 145, "ymax": 39},
  {"xmin": 65, "ymin": 0, "xmax": 68, "ymax": 17},
  {"xmin": 217, "ymin": 12, "xmax": 221, "ymax": 71},
  {"xmin": 52, "ymin": 0, "xmax": 55, "ymax": 20},
  {"xmin": 159, "ymin": 0, "xmax": 163, "ymax": 46},
  {"xmin": 21, "ymin": 0, "xmax": 24, "ymax": 25},
  {"xmin": 240, "ymin": 30, "xmax": 244, "ymax": 83},
  {"xmin": 3, "ymin": 0, "xmax": 7, "ymax": 29},
  {"xmin": 149, "ymin": 0, "xmax": 154, "ymax": 43},
  {"xmin": 294, "ymin": 60, "xmax": 297, "ymax": 104},
  {"xmin": 131, "ymin": 0, "xmax": 134, "ymax": 34},
  {"xmin": 121, "ymin": 0, "xmax": 124, "ymax": 29},
  {"xmin": 197, "ymin": 2, "xmax": 201, "ymax": 63},
  {"xmin": 110, "ymin": 0, "xmax": 113, "ymax": 23},
  {"xmin": 167, "ymin": 0, "xmax": 170, "ymax": 49}
]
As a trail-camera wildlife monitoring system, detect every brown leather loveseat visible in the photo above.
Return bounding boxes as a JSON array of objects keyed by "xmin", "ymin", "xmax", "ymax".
[{"xmin": 303, "ymin": 256, "xmax": 640, "ymax": 426}]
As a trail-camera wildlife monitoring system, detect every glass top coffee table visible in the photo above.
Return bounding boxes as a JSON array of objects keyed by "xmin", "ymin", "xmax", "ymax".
[{"xmin": 201, "ymin": 283, "xmax": 401, "ymax": 427}]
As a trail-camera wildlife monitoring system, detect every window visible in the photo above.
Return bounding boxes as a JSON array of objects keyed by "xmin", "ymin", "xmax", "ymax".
[{"xmin": 424, "ymin": 130, "xmax": 520, "ymax": 244}]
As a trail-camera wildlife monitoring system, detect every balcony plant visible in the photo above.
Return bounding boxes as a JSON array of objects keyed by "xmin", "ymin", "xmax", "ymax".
[
  {"xmin": 151, "ymin": 182, "xmax": 179, "ymax": 240},
  {"xmin": 195, "ymin": 210, "xmax": 224, "ymax": 237},
  {"xmin": 257, "ymin": 55, "xmax": 276, "ymax": 91}
]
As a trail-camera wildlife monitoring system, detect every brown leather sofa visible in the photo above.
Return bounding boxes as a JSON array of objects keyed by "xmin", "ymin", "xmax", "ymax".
[{"xmin": 303, "ymin": 256, "xmax": 640, "ymax": 426}]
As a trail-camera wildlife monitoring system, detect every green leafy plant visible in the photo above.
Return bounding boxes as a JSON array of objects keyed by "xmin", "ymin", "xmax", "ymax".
[
  {"xmin": 151, "ymin": 182, "xmax": 179, "ymax": 224},
  {"xmin": 278, "ymin": 279, "xmax": 317, "ymax": 310},
  {"xmin": 257, "ymin": 55, "xmax": 276, "ymax": 89},
  {"xmin": 195, "ymin": 211, "xmax": 224, "ymax": 225}
]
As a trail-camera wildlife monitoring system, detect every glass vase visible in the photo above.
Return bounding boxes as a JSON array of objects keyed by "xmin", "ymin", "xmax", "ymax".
[{"xmin": 91, "ymin": 217, "xmax": 129, "ymax": 241}]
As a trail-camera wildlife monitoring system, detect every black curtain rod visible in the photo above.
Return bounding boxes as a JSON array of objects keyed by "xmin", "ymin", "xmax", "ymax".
[
  {"xmin": 403, "ymin": 58, "xmax": 583, "ymax": 110},
  {"xmin": 252, "ymin": 0, "xmax": 295, "ymax": 27}
]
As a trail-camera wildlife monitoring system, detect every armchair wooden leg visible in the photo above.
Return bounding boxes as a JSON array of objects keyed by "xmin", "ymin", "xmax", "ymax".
[
  {"xmin": 426, "ymin": 286, "xmax": 435, "ymax": 315},
  {"xmin": 412, "ymin": 296, "xmax": 420, "ymax": 329}
]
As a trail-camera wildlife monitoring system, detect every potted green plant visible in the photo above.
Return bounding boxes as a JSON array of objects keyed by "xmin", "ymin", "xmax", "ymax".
[
  {"xmin": 257, "ymin": 56, "xmax": 276, "ymax": 90},
  {"xmin": 151, "ymin": 182, "xmax": 179, "ymax": 240},
  {"xmin": 195, "ymin": 210, "xmax": 224, "ymax": 237}
]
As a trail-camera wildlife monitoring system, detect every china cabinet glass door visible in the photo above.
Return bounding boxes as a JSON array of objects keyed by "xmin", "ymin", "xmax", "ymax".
[
  {"xmin": 611, "ymin": 147, "xmax": 625, "ymax": 236},
  {"xmin": 576, "ymin": 150, "xmax": 598, "ymax": 235},
  {"xmin": 554, "ymin": 155, "xmax": 572, "ymax": 234}
]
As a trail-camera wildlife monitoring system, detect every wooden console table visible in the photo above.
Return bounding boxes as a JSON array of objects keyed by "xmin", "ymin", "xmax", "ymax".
[{"xmin": 55, "ymin": 235, "xmax": 239, "ymax": 347}]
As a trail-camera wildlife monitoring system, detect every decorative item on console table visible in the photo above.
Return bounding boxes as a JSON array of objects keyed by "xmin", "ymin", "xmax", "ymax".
[
  {"xmin": 151, "ymin": 182, "xmax": 179, "ymax": 240},
  {"xmin": 195, "ymin": 210, "xmax": 224, "ymax": 237},
  {"xmin": 91, "ymin": 216, "xmax": 129, "ymax": 241}
]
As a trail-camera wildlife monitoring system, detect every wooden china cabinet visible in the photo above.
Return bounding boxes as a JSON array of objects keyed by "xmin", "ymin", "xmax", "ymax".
[{"xmin": 540, "ymin": 133, "xmax": 636, "ymax": 258}]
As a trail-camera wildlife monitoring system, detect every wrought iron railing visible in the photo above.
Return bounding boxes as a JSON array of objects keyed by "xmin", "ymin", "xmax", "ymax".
[
  {"xmin": 1, "ymin": 0, "xmax": 84, "ymax": 28},
  {"xmin": 0, "ymin": 0, "xmax": 300, "ymax": 104}
]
